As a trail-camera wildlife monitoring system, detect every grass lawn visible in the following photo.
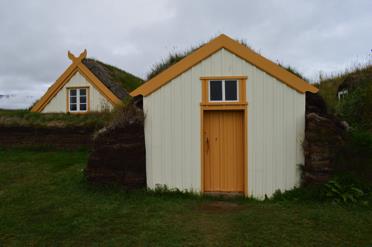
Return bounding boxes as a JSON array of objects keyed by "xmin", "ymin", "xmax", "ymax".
[{"xmin": 0, "ymin": 149, "xmax": 371, "ymax": 246}]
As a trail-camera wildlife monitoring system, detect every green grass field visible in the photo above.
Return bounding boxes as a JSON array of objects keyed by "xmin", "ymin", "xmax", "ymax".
[{"xmin": 0, "ymin": 149, "xmax": 371, "ymax": 246}]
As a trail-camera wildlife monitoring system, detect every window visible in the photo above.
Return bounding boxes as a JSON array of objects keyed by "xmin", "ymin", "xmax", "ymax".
[
  {"xmin": 337, "ymin": 89, "xmax": 348, "ymax": 101},
  {"xmin": 209, "ymin": 80, "xmax": 238, "ymax": 102},
  {"xmin": 69, "ymin": 88, "xmax": 88, "ymax": 112}
]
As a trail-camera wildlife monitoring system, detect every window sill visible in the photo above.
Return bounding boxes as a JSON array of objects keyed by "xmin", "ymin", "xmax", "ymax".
[
  {"xmin": 67, "ymin": 111, "xmax": 89, "ymax": 114},
  {"xmin": 200, "ymin": 102, "xmax": 247, "ymax": 106},
  {"xmin": 200, "ymin": 102, "xmax": 248, "ymax": 110}
]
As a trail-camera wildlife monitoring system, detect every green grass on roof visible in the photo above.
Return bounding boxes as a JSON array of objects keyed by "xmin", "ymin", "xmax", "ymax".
[
  {"xmin": 319, "ymin": 63, "xmax": 372, "ymax": 113},
  {"xmin": 93, "ymin": 60, "xmax": 143, "ymax": 92},
  {"xmin": 0, "ymin": 109, "xmax": 113, "ymax": 129},
  {"xmin": 146, "ymin": 45, "xmax": 203, "ymax": 80},
  {"xmin": 146, "ymin": 37, "xmax": 308, "ymax": 82}
]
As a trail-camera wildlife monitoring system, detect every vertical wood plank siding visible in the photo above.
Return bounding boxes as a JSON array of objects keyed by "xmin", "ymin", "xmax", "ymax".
[
  {"xmin": 143, "ymin": 49, "xmax": 305, "ymax": 198},
  {"xmin": 42, "ymin": 71, "xmax": 114, "ymax": 113}
]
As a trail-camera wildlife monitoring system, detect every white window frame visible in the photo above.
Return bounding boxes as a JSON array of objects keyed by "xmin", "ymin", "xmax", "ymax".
[
  {"xmin": 68, "ymin": 88, "xmax": 88, "ymax": 113},
  {"xmin": 337, "ymin": 89, "xmax": 348, "ymax": 101},
  {"xmin": 208, "ymin": 79, "xmax": 239, "ymax": 102}
]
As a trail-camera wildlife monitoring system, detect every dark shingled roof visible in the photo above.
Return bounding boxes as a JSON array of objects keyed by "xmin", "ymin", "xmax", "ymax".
[{"xmin": 83, "ymin": 58, "xmax": 143, "ymax": 100}]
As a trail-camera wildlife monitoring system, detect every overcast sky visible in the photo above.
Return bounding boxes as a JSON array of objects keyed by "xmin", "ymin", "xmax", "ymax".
[{"xmin": 0, "ymin": 0, "xmax": 371, "ymax": 109}]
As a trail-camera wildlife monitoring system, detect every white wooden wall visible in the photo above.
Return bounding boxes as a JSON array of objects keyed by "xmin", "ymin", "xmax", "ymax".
[
  {"xmin": 143, "ymin": 49, "xmax": 305, "ymax": 198},
  {"xmin": 42, "ymin": 71, "xmax": 114, "ymax": 113}
]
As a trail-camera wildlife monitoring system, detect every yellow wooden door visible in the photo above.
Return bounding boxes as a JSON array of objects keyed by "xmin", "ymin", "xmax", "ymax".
[{"xmin": 203, "ymin": 110, "xmax": 244, "ymax": 193}]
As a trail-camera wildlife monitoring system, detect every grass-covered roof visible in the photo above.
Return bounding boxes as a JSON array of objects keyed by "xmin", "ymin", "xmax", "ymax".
[
  {"xmin": 319, "ymin": 64, "xmax": 372, "ymax": 112},
  {"xmin": 145, "ymin": 37, "xmax": 309, "ymax": 83},
  {"xmin": 83, "ymin": 58, "xmax": 143, "ymax": 100},
  {"xmin": 0, "ymin": 108, "xmax": 113, "ymax": 129}
]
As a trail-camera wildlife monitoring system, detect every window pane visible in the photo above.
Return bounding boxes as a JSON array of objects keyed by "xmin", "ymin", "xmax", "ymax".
[
  {"xmin": 225, "ymin": 80, "xmax": 238, "ymax": 101},
  {"xmin": 210, "ymin": 80, "xmax": 222, "ymax": 101},
  {"xmin": 70, "ymin": 96, "xmax": 77, "ymax": 104},
  {"xmin": 80, "ymin": 104, "xmax": 87, "ymax": 111},
  {"xmin": 80, "ymin": 96, "xmax": 86, "ymax": 103},
  {"xmin": 70, "ymin": 104, "xmax": 77, "ymax": 111},
  {"xmin": 70, "ymin": 89, "xmax": 77, "ymax": 96},
  {"xmin": 79, "ymin": 89, "xmax": 87, "ymax": 96}
]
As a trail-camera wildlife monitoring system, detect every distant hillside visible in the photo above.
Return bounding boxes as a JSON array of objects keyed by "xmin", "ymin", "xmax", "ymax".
[{"xmin": 0, "ymin": 94, "xmax": 14, "ymax": 99}]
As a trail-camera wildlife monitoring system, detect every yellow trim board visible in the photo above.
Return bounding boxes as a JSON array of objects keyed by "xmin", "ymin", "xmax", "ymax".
[
  {"xmin": 131, "ymin": 34, "xmax": 318, "ymax": 97},
  {"xmin": 200, "ymin": 76, "xmax": 248, "ymax": 80},
  {"xmin": 31, "ymin": 50, "xmax": 121, "ymax": 112}
]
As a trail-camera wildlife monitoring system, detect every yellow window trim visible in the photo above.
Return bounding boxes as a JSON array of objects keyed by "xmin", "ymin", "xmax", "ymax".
[
  {"xmin": 201, "ymin": 77, "xmax": 247, "ymax": 105},
  {"xmin": 131, "ymin": 34, "xmax": 318, "ymax": 97},
  {"xmin": 200, "ymin": 76, "xmax": 248, "ymax": 80}
]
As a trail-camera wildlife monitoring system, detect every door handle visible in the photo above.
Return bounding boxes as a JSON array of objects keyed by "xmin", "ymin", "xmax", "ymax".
[{"xmin": 206, "ymin": 137, "xmax": 209, "ymax": 153}]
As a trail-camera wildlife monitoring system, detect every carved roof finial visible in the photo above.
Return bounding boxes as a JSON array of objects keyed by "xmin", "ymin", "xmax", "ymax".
[{"xmin": 67, "ymin": 49, "xmax": 87, "ymax": 63}]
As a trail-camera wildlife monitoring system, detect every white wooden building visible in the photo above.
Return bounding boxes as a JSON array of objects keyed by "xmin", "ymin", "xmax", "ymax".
[
  {"xmin": 132, "ymin": 34, "xmax": 318, "ymax": 198},
  {"xmin": 31, "ymin": 50, "xmax": 142, "ymax": 113}
]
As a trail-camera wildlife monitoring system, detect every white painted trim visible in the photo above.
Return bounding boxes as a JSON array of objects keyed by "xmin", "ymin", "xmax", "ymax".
[
  {"xmin": 337, "ymin": 89, "xmax": 348, "ymax": 100},
  {"xmin": 68, "ymin": 88, "xmax": 88, "ymax": 112}
]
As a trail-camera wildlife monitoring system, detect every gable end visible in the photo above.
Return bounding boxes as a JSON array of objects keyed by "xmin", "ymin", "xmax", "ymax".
[
  {"xmin": 31, "ymin": 50, "xmax": 122, "ymax": 112},
  {"xmin": 131, "ymin": 34, "xmax": 318, "ymax": 97}
]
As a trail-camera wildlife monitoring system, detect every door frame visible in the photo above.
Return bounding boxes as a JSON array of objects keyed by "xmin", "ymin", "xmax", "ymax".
[{"xmin": 200, "ymin": 76, "xmax": 248, "ymax": 196}]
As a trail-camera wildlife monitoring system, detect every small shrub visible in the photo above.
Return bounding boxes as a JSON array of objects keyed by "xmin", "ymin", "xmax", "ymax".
[
  {"xmin": 323, "ymin": 176, "xmax": 369, "ymax": 204},
  {"xmin": 272, "ymin": 174, "xmax": 371, "ymax": 205}
]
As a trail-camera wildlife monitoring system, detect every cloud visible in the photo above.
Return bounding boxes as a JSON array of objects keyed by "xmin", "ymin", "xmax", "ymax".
[{"xmin": 0, "ymin": 0, "xmax": 371, "ymax": 109}]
